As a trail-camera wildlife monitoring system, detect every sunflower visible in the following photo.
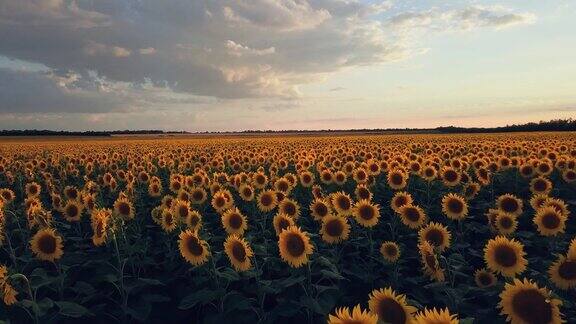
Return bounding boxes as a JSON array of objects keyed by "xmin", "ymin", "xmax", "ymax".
[
  {"xmin": 418, "ymin": 222, "xmax": 451, "ymax": 252},
  {"xmin": 160, "ymin": 209, "xmax": 178, "ymax": 232},
  {"xmin": 328, "ymin": 304, "xmax": 378, "ymax": 324},
  {"xmin": 569, "ymin": 238, "xmax": 576, "ymax": 260},
  {"xmin": 64, "ymin": 186, "xmax": 79, "ymax": 201},
  {"xmin": 391, "ymin": 191, "xmax": 413, "ymax": 213},
  {"xmin": 238, "ymin": 184, "xmax": 255, "ymax": 202},
  {"xmin": 418, "ymin": 241, "xmax": 445, "ymax": 282},
  {"xmin": 224, "ymin": 235, "xmax": 253, "ymax": 272},
  {"xmin": 178, "ymin": 230, "xmax": 210, "ymax": 266},
  {"xmin": 331, "ymin": 192, "xmax": 354, "ymax": 216},
  {"xmin": 380, "ymin": 241, "xmax": 401, "ymax": 263},
  {"xmin": 63, "ymin": 199, "xmax": 83, "ymax": 222},
  {"xmin": 548, "ymin": 255, "xmax": 576, "ymax": 290},
  {"xmin": 0, "ymin": 189, "xmax": 15, "ymax": 204},
  {"xmin": 533, "ymin": 207, "xmax": 566, "ymax": 236},
  {"xmin": 398, "ymin": 204, "xmax": 426, "ymax": 229},
  {"xmin": 499, "ymin": 278, "xmax": 563, "ymax": 324},
  {"xmin": 497, "ymin": 194, "xmax": 523, "ymax": 217},
  {"xmin": 474, "ymin": 268, "xmax": 497, "ymax": 288},
  {"xmin": 355, "ymin": 184, "xmax": 373, "ymax": 201},
  {"xmin": 161, "ymin": 195, "xmax": 175, "ymax": 210},
  {"xmin": 91, "ymin": 209, "xmax": 111, "ymax": 246},
  {"xmin": 171, "ymin": 199, "xmax": 191, "ymax": 220},
  {"xmin": 542, "ymin": 198, "xmax": 570, "ymax": 218},
  {"xmin": 562, "ymin": 169, "xmax": 576, "ymax": 183},
  {"xmin": 211, "ymin": 191, "xmax": 230, "ymax": 213},
  {"xmin": 484, "ymin": 236, "xmax": 527, "ymax": 277},
  {"xmin": 222, "ymin": 207, "xmax": 248, "ymax": 236},
  {"xmin": 387, "ymin": 169, "xmax": 408, "ymax": 190},
  {"xmin": 440, "ymin": 166, "xmax": 461, "ymax": 187},
  {"xmin": 320, "ymin": 215, "xmax": 350, "ymax": 244},
  {"xmin": 25, "ymin": 182, "xmax": 41, "ymax": 197},
  {"xmin": 495, "ymin": 212, "xmax": 518, "ymax": 236},
  {"xmin": 530, "ymin": 177, "xmax": 552, "ymax": 195},
  {"xmin": 273, "ymin": 212, "xmax": 295, "ymax": 236},
  {"xmin": 30, "ymin": 228, "xmax": 64, "ymax": 261},
  {"xmin": 114, "ymin": 196, "xmax": 135, "ymax": 220},
  {"xmin": 185, "ymin": 210, "xmax": 202, "ymax": 231},
  {"xmin": 413, "ymin": 308, "xmax": 458, "ymax": 324},
  {"xmin": 421, "ymin": 165, "xmax": 437, "ymax": 181},
  {"xmin": 441, "ymin": 193, "xmax": 468, "ymax": 221},
  {"xmin": 299, "ymin": 171, "xmax": 315, "ymax": 188},
  {"xmin": 148, "ymin": 182, "xmax": 162, "ymax": 198},
  {"xmin": 353, "ymin": 200, "xmax": 381, "ymax": 228},
  {"xmin": 190, "ymin": 187, "xmax": 208, "ymax": 204},
  {"xmin": 462, "ymin": 182, "xmax": 480, "ymax": 200},
  {"xmin": 257, "ymin": 190, "xmax": 278, "ymax": 212},
  {"xmin": 352, "ymin": 168, "xmax": 367, "ymax": 184},
  {"xmin": 368, "ymin": 287, "xmax": 417, "ymax": 324},
  {"xmin": 310, "ymin": 198, "xmax": 332, "ymax": 221},
  {"xmin": 320, "ymin": 169, "xmax": 334, "ymax": 184},
  {"xmin": 529, "ymin": 194, "xmax": 549, "ymax": 210},
  {"xmin": 278, "ymin": 226, "xmax": 314, "ymax": 268},
  {"xmin": 279, "ymin": 198, "xmax": 301, "ymax": 219}
]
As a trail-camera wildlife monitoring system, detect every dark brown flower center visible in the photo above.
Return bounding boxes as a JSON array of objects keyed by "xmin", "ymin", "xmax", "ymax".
[
  {"xmin": 325, "ymin": 219, "xmax": 343, "ymax": 237},
  {"xmin": 286, "ymin": 233, "xmax": 305, "ymax": 257},
  {"xmin": 447, "ymin": 199, "xmax": 464, "ymax": 214},
  {"xmin": 231, "ymin": 241, "xmax": 246, "ymax": 262},
  {"xmin": 541, "ymin": 212, "xmax": 560, "ymax": 229},
  {"xmin": 494, "ymin": 245, "xmax": 518, "ymax": 267},
  {"xmin": 425, "ymin": 229, "xmax": 444, "ymax": 246},
  {"xmin": 558, "ymin": 260, "xmax": 576, "ymax": 280},
  {"xmin": 511, "ymin": 289, "xmax": 552, "ymax": 324},
  {"xmin": 377, "ymin": 298, "xmax": 407, "ymax": 324},
  {"xmin": 228, "ymin": 214, "xmax": 243, "ymax": 229},
  {"xmin": 38, "ymin": 233, "xmax": 57, "ymax": 254},
  {"xmin": 187, "ymin": 236, "xmax": 204, "ymax": 256}
]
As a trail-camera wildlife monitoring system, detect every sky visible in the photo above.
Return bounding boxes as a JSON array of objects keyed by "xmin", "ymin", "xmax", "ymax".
[{"xmin": 0, "ymin": 0, "xmax": 575, "ymax": 131}]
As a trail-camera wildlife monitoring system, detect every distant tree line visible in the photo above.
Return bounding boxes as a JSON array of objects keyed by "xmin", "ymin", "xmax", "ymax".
[
  {"xmin": 436, "ymin": 118, "xmax": 576, "ymax": 133},
  {"xmin": 0, "ymin": 130, "xmax": 165, "ymax": 137},
  {"xmin": 0, "ymin": 119, "xmax": 574, "ymax": 136}
]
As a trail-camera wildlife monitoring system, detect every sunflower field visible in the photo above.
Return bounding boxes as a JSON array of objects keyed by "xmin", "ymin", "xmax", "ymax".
[{"xmin": 0, "ymin": 132, "xmax": 575, "ymax": 324}]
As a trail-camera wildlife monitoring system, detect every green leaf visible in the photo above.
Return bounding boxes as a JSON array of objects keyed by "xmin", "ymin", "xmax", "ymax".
[
  {"xmin": 55, "ymin": 301, "xmax": 93, "ymax": 318},
  {"xmin": 319, "ymin": 269, "xmax": 345, "ymax": 280},
  {"xmin": 178, "ymin": 288, "xmax": 225, "ymax": 310}
]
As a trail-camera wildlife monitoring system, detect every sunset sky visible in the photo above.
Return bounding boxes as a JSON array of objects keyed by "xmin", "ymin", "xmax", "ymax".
[{"xmin": 0, "ymin": 0, "xmax": 575, "ymax": 131}]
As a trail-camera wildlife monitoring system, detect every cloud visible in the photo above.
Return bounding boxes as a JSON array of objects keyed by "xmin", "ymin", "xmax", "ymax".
[
  {"xmin": 0, "ymin": 0, "xmax": 406, "ymax": 101},
  {"xmin": 389, "ymin": 5, "xmax": 536, "ymax": 32}
]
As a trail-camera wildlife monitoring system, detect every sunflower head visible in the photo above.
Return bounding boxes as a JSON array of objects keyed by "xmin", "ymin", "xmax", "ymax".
[
  {"xmin": 278, "ymin": 226, "xmax": 314, "ymax": 268},
  {"xmin": 380, "ymin": 241, "xmax": 401, "ymax": 263},
  {"xmin": 441, "ymin": 193, "xmax": 468, "ymax": 221},
  {"xmin": 328, "ymin": 304, "xmax": 378, "ymax": 324},
  {"xmin": 320, "ymin": 214, "xmax": 350, "ymax": 244},
  {"xmin": 499, "ymin": 278, "xmax": 563, "ymax": 324},
  {"xmin": 273, "ymin": 212, "xmax": 295, "ymax": 236},
  {"xmin": 484, "ymin": 236, "xmax": 527, "ymax": 277},
  {"xmin": 530, "ymin": 176, "xmax": 552, "ymax": 195},
  {"xmin": 496, "ymin": 194, "xmax": 523, "ymax": 216},
  {"xmin": 353, "ymin": 200, "xmax": 381, "ymax": 228},
  {"xmin": 279, "ymin": 198, "xmax": 300, "ymax": 219},
  {"xmin": 414, "ymin": 308, "xmax": 459, "ymax": 324},
  {"xmin": 63, "ymin": 200, "xmax": 83, "ymax": 222},
  {"xmin": 418, "ymin": 241, "xmax": 445, "ymax": 282},
  {"xmin": 474, "ymin": 268, "xmax": 497, "ymax": 288},
  {"xmin": 30, "ymin": 227, "xmax": 64, "ymax": 262},
  {"xmin": 548, "ymin": 255, "xmax": 576, "ymax": 290},
  {"xmin": 495, "ymin": 212, "xmax": 518, "ymax": 236},
  {"xmin": 533, "ymin": 206, "xmax": 566, "ymax": 236},
  {"xmin": 221, "ymin": 208, "xmax": 248, "ymax": 236},
  {"xmin": 224, "ymin": 234, "xmax": 253, "ymax": 272},
  {"xmin": 178, "ymin": 230, "xmax": 210, "ymax": 266},
  {"xmin": 387, "ymin": 169, "xmax": 408, "ymax": 190},
  {"xmin": 418, "ymin": 222, "xmax": 451, "ymax": 252},
  {"xmin": 331, "ymin": 192, "xmax": 353, "ymax": 216},
  {"xmin": 398, "ymin": 204, "xmax": 426, "ymax": 229},
  {"xmin": 257, "ymin": 190, "xmax": 278, "ymax": 212},
  {"xmin": 391, "ymin": 191, "xmax": 413, "ymax": 213},
  {"xmin": 368, "ymin": 287, "xmax": 417, "ymax": 324},
  {"xmin": 114, "ymin": 197, "xmax": 134, "ymax": 220}
]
